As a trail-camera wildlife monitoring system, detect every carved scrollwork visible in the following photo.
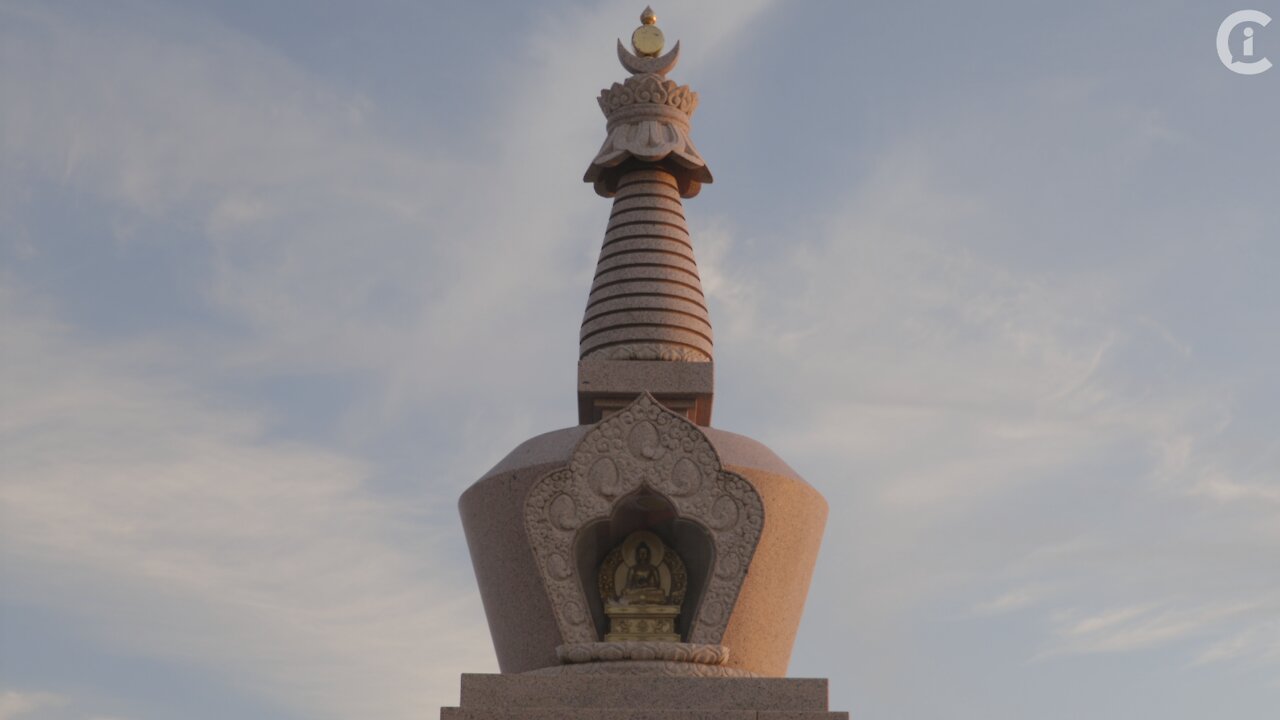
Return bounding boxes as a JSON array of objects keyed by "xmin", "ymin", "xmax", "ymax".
[
  {"xmin": 598, "ymin": 74, "xmax": 698, "ymax": 117},
  {"xmin": 669, "ymin": 457, "xmax": 702, "ymax": 496},
  {"xmin": 587, "ymin": 342, "xmax": 712, "ymax": 362},
  {"xmin": 587, "ymin": 457, "xmax": 621, "ymax": 497},
  {"xmin": 523, "ymin": 393, "xmax": 765, "ymax": 648},
  {"xmin": 626, "ymin": 420, "xmax": 664, "ymax": 461},
  {"xmin": 556, "ymin": 641, "xmax": 728, "ymax": 665},
  {"xmin": 547, "ymin": 552, "xmax": 573, "ymax": 581},
  {"xmin": 548, "ymin": 493, "xmax": 579, "ymax": 530},
  {"xmin": 585, "ymin": 71, "xmax": 712, "ymax": 198},
  {"xmin": 525, "ymin": 661, "xmax": 759, "ymax": 678}
]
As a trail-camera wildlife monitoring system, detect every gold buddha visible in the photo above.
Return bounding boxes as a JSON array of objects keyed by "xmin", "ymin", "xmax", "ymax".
[
  {"xmin": 598, "ymin": 530, "xmax": 686, "ymax": 642},
  {"xmin": 620, "ymin": 542, "xmax": 667, "ymax": 604}
]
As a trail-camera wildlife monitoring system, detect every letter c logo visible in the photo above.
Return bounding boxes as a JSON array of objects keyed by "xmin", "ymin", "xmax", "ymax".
[{"xmin": 1218, "ymin": 10, "xmax": 1273, "ymax": 75}]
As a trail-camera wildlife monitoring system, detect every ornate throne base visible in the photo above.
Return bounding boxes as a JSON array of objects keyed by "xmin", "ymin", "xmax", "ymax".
[
  {"xmin": 604, "ymin": 604, "xmax": 681, "ymax": 642},
  {"xmin": 440, "ymin": 673, "xmax": 848, "ymax": 719}
]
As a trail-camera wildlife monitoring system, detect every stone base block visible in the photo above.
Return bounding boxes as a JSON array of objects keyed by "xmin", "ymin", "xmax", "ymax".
[
  {"xmin": 440, "ymin": 674, "xmax": 848, "ymax": 719},
  {"xmin": 442, "ymin": 707, "xmax": 849, "ymax": 712}
]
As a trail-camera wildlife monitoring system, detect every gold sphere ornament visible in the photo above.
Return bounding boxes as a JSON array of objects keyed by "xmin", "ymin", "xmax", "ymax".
[{"xmin": 632, "ymin": 6, "xmax": 664, "ymax": 57}]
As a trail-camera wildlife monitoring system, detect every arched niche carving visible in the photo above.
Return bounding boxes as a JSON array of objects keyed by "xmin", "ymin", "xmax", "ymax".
[
  {"xmin": 574, "ymin": 489, "xmax": 713, "ymax": 641},
  {"xmin": 524, "ymin": 393, "xmax": 764, "ymax": 645}
]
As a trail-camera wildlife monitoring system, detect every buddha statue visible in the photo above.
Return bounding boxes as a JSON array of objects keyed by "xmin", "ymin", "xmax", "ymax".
[
  {"xmin": 620, "ymin": 542, "xmax": 668, "ymax": 604},
  {"xmin": 598, "ymin": 530, "xmax": 686, "ymax": 642}
]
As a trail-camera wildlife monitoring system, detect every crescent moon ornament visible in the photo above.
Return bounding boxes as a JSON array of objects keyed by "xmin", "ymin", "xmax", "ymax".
[
  {"xmin": 617, "ymin": 39, "xmax": 680, "ymax": 76},
  {"xmin": 618, "ymin": 6, "xmax": 678, "ymax": 74}
]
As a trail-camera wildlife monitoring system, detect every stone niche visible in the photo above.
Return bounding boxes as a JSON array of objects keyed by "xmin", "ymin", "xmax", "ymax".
[
  {"xmin": 523, "ymin": 394, "xmax": 764, "ymax": 654},
  {"xmin": 459, "ymin": 392, "xmax": 829, "ymax": 677},
  {"xmin": 577, "ymin": 493, "xmax": 710, "ymax": 643}
]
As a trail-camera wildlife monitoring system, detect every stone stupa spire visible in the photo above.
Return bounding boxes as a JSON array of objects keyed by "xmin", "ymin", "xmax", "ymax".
[
  {"xmin": 447, "ymin": 11, "xmax": 844, "ymax": 718},
  {"xmin": 577, "ymin": 8, "xmax": 716, "ymax": 426}
]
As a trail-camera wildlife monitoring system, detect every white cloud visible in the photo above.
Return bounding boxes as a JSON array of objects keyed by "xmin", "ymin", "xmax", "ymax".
[
  {"xmin": 699, "ymin": 77, "xmax": 1280, "ymax": 682},
  {"xmin": 1188, "ymin": 471, "xmax": 1280, "ymax": 505},
  {"xmin": 0, "ymin": 692, "xmax": 66, "ymax": 720},
  {"xmin": 1195, "ymin": 620, "xmax": 1280, "ymax": 666},
  {"xmin": 1045, "ymin": 602, "xmax": 1257, "ymax": 657},
  {"xmin": 974, "ymin": 586, "xmax": 1045, "ymax": 616},
  {"xmin": 0, "ymin": 283, "xmax": 494, "ymax": 718}
]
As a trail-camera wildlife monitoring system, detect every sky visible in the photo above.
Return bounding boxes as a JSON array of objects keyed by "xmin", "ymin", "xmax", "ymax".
[{"xmin": 1, "ymin": 0, "xmax": 1278, "ymax": 718}]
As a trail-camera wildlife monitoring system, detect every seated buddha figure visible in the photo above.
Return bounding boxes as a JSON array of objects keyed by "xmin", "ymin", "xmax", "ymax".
[
  {"xmin": 599, "ymin": 530, "xmax": 686, "ymax": 642},
  {"xmin": 620, "ymin": 542, "xmax": 668, "ymax": 604}
]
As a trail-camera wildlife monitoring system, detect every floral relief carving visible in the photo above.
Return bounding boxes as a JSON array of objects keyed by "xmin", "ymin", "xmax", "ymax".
[
  {"xmin": 556, "ymin": 641, "xmax": 728, "ymax": 665},
  {"xmin": 597, "ymin": 74, "xmax": 699, "ymax": 116},
  {"xmin": 586, "ymin": 70, "xmax": 712, "ymax": 196},
  {"xmin": 523, "ymin": 393, "xmax": 765, "ymax": 648},
  {"xmin": 525, "ymin": 660, "xmax": 758, "ymax": 678},
  {"xmin": 587, "ymin": 343, "xmax": 711, "ymax": 362}
]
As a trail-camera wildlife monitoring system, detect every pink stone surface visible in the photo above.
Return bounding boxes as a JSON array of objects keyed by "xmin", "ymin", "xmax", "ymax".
[
  {"xmin": 577, "ymin": 166, "xmax": 717, "ymax": 428},
  {"xmin": 579, "ymin": 168, "xmax": 711, "ymax": 365},
  {"xmin": 718, "ymin": 464, "xmax": 828, "ymax": 678},
  {"xmin": 459, "ymin": 426, "xmax": 827, "ymax": 677},
  {"xmin": 442, "ymin": 710, "xmax": 848, "ymax": 720},
  {"xmin": 455, "ymin": 19, "xmax": 835, "ymax": 702},
  {"xmin": 458, "ymin": 673, "xmax": 830, "ymax": 710},
  {"xmin": 439, "ymin": 673, "xmax": 848, "ymax": 718}
]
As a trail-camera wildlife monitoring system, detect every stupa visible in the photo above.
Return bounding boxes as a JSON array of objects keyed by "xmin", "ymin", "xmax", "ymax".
[{"xmin": 445, "ymin": 9, "xmax": 846, "ymax": 718}]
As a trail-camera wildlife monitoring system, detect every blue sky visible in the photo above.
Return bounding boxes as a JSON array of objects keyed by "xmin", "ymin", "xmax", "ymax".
[{"xmin": 1, "ymin": 1, "xmax": 1278, "ymax": 718}]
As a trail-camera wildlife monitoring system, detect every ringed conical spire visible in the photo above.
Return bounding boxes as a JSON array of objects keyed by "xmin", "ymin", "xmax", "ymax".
[{"xmin": 578, "ymin": 11, "xmax": 715, "ymax": 426}]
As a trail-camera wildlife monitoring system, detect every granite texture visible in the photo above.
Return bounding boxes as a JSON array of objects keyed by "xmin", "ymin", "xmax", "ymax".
[
  {"xmin": 459, "ymin": 423, "xmax": 827, "ymax": 677},
  {"xmin": 524, "ymin": 661, "xmax": 758, "ymax": 678},
  {"xmin": 578, "ymin": 359, "xmax": 715, "ymax": 394},
  {"xmin": 577, "ymin": 167, "xmax": 716, "ymax": 425},
  {"xmin": 449, "ymin": 18, "xmax": 844, "ymax": 720},
  {"xmin": 439, "ymin": 675, "xmax": 849, "ymax": 720},
  {"xmin": 524, "ymin": 395, "xmax": 764, "ymax": 648},
  {"xmin": 585, "ymin": 39, "xmax": 711, "ymax": 199},
  {"xmin": 457, "ymin": 674, "xmax": 830, "ymax": 710},
  {"xmin": 556, "ymin": 642, "xmax": 729, "ymax": 665},
  {"xmin": 442, "ymin": 711, "xmax": 848, "ymax": 720},
  {"xmin": 578, "ymin": 359, "xmax": 714, "ymax": 426}
]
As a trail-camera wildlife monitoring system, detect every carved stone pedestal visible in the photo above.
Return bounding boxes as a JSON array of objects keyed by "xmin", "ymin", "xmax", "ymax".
[
  {"xmin": 604, "ymin": 604, "xmax": 680, "ymax": 642},
  {"xmin": 440, "ymin": 674, "xmax": 849, "ymax": 720}
]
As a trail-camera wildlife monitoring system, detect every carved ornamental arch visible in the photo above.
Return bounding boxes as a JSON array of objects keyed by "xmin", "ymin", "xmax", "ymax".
[{"xmin": 524, "ymin": 393, "xmax": 764, "ymax": 645}]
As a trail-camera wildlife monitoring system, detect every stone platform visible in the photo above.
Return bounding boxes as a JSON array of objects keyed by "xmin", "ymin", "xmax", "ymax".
[{"xmin": 440, "ymin": 674, "xmax": 848, "ymax": 719}]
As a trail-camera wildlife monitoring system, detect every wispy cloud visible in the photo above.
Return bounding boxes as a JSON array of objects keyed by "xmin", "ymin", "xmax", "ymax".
[
  {"xmin": 1044, "ymin": 602, "xmax": 1257, "ymax": 657},
  {"xmin": 0, "ymin": 691, "xmax": 66, "ymax": 720},
  {"xmin": 0, "ymin": 283, "xmax": 495, "ymax": 719},
  {"xmin": 1195, "ymin": 620, "xmax": 1280, "ymax": 667},
  {"xmin": 974, "ymin": 586, "xmax": 1046, "ymax": 616},
  {"xmin": 702, "ymin": 57, "xmax": 1280, "ymax": 687}
]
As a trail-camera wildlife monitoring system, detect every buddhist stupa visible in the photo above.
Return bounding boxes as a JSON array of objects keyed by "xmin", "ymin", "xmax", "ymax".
[{"xmin": 443, "ymin": 9, "xmax": 846, "ymax": 718}]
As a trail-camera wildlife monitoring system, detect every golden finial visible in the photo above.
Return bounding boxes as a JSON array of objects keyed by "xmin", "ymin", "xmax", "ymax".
[{"xmin": 632, "ymin": 7, "xmax": 664, "ymax": 57}]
